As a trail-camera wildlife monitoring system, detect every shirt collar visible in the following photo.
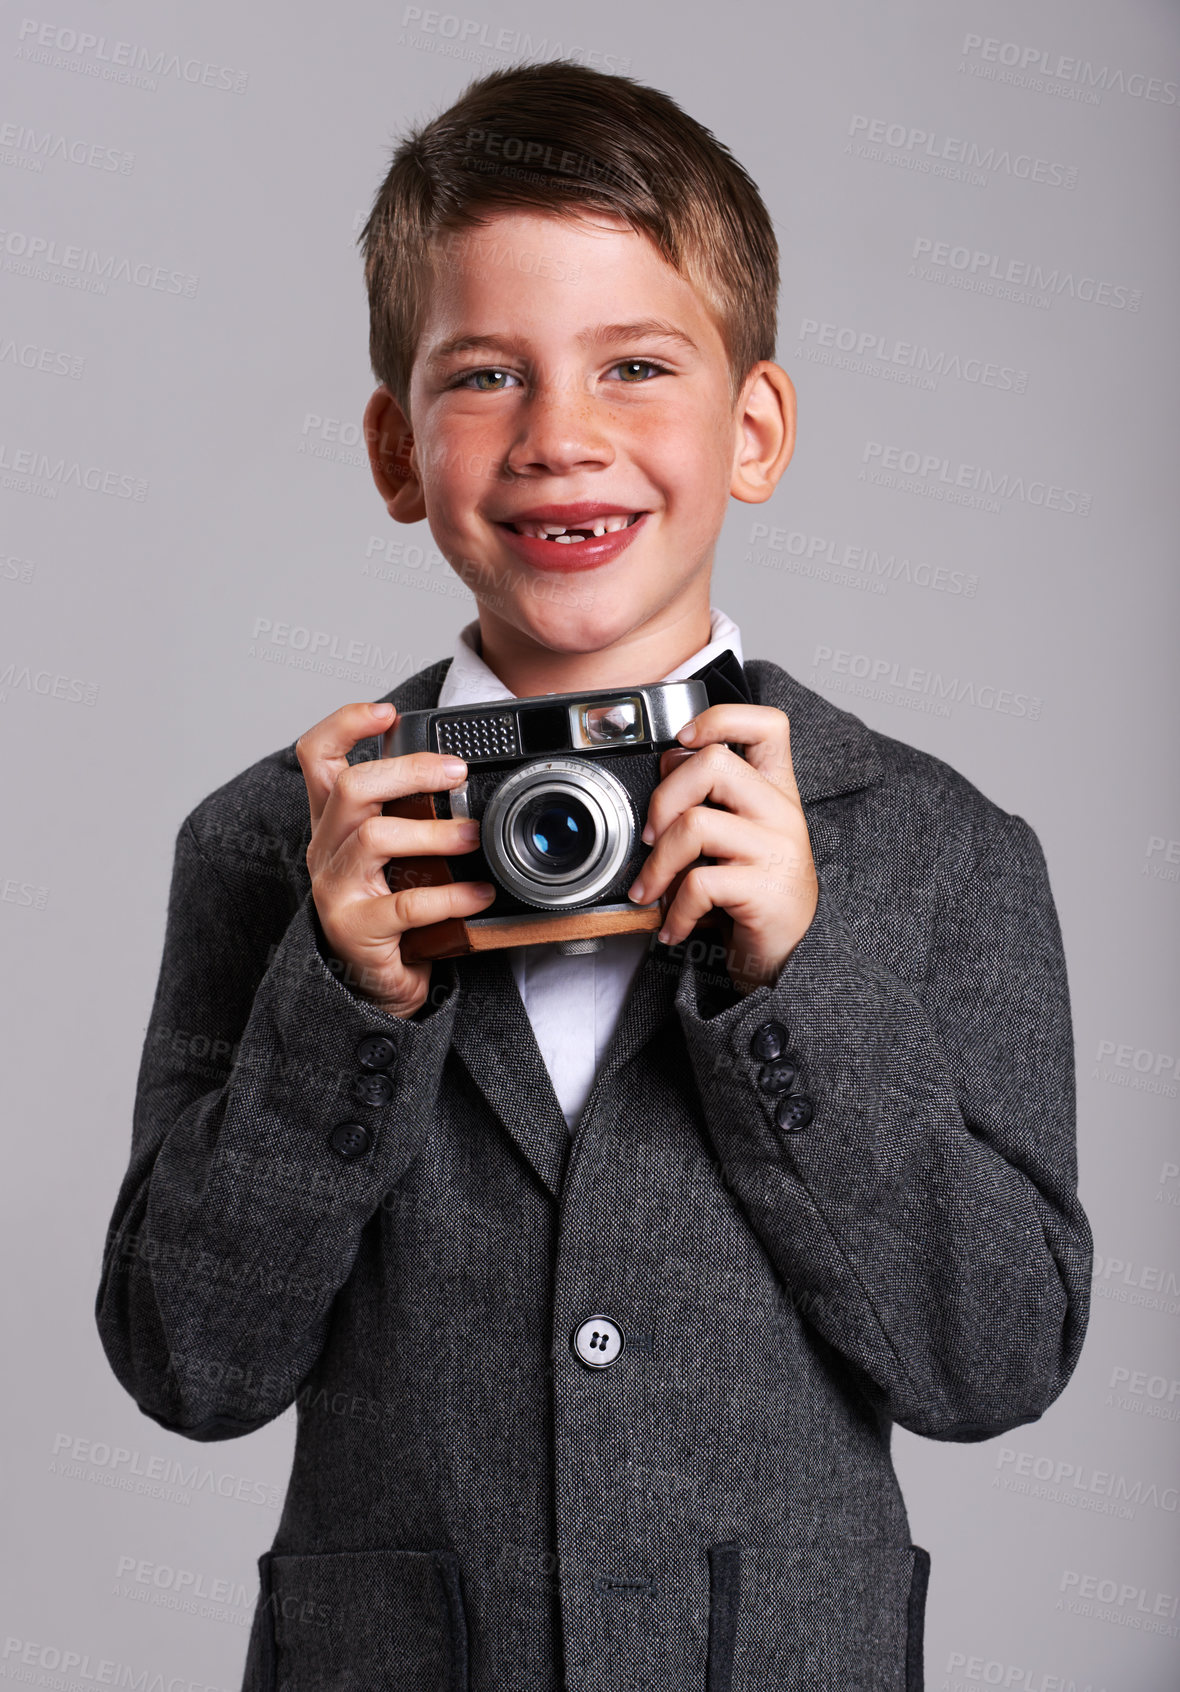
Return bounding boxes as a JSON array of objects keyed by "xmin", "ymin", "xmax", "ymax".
[{"xmin": 435, "ymin": 606, "xmax": 745, "ymax": 709}]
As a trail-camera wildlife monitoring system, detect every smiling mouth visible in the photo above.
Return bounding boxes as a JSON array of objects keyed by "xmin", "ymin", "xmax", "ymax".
[{"xmin": 501, "ymin": 513, "xmax": 644, "ymax": 543}]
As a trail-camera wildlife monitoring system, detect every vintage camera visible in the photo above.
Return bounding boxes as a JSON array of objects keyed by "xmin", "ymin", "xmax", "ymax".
[{"xmin": 379, "ymin": 671, "xmax": 729, "ymax": 961}]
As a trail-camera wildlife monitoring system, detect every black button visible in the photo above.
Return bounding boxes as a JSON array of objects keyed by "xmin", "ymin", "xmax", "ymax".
[
  {"xmin": 352, "ymin": 1072, "xmax": 394, "ymax": 1107},
  {"xmin": 758, "ymin": 1056, "xmax": 799, "ymax": 1095},
  {"xmin": 356, "ymin": 1033, "xmax": 397, "ymax": 1071},
  {"xmin": 329, "ymin": 1121, "xmax": 372, "ymax": 1160},
  {"xmin": 775, "ymin": 1094, "xmax": 814, "ymax": 1133},
  {"xmin": 749, "ymin": 1020, "xmax": 789, "ymax": 1062}
]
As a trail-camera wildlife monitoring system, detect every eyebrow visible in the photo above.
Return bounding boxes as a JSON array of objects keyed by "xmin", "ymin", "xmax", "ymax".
[{"xmin": 424, "ymin": 318, "xmax": 700, "ymax": 367}]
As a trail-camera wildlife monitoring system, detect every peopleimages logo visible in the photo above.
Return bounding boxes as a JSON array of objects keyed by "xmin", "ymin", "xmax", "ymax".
[
  {"xmin": 114, "ymin": 1554, "xmax": 254, "ymax": 1615},
  {"xmin": 746, "ymin": 522, "xmax": 978, "ymax": 598},
  {"xmin": 0, "ymin": 227, "xmax": 198, "ymax": 296},
  {"xmin": 1093, "ymin": 1037, "xmax": 1179, "ymax": 1096},
  {"xmin": 847, "ymin": 113, "xmax": 1078, "ymax": 189},
  {"xmin": 15, "ymin": 18, "xmax": 249, "ymax": 93},
  {"xmin": 798, "ymin": 318, "xmax": 1028, "ymax": 394},
  {"xmin": 1, "ymin": 1638, "xmax": 233, "ymax": 1691},
  {"xmin": 911, "ymin": 237, "xmax": 1141, "ymax": 312},
  {"xmin": 0, "ymin": 121, "xmax": 135, "ymax": 174},
  {"xmin": 809, "ymin": 645, "xmax": 1042, "ymax": 721},
  {"xmin": 1057, "ymin": 1569, "xmax": 1180, "ymax": 1627},
  {"xmin": 0, "ymin": 441, "xmax": 147, "ymax": 500},
  {"xmin": 0, "ymin": 336, "xmax": 84, "ymax": 379},
  {"xmin": 397, "ymin": 7, "xmax": 631, "ymax": 74},
  {"xmin": 944, "ymin": 1654, "xmax": 1112, "ymax": 1692},
  {"xmin": 959, "ymin": 33, "xmax": 1179, "ymax": 106},
  {"xmin": 994, "ymin": 1445, "xmax": 1178, "ymax": 1518},
  {"xmin": 861, "ymin": 440, "xmax": 1090, "ymax": 517}
]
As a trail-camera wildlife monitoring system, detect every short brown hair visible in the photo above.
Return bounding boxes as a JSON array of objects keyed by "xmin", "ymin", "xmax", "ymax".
[{"xmin": 357, "ymin": 60, "xmax": 779, "ymax": 415}]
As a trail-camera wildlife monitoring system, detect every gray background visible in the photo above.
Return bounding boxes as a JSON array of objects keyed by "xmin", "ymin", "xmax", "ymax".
[{"xmin": 2, "ymin": 0, "xmax": 1177, "ymax": 1684}]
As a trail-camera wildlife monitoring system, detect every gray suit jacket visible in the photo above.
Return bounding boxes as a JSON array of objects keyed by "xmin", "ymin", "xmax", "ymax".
[{"xmin": 95, "ymin": 654, "xmax": 1092, "ymax": 1692}]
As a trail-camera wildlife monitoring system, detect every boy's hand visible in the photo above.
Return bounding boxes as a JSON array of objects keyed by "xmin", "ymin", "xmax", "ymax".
[
  {"xmin": 627, "ymin": 704, "xmax": 818, "ymax": 996},
  {"xmin": 295, "ymin": 702, "xmax": 496, "ymax": 1020}
]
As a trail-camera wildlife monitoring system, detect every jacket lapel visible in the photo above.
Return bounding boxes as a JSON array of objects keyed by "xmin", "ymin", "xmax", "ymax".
[
  {"xmin": 448, "ymin": 947, "xmax": 577, "ymax": 1196},
  {"xmin": 375, "ymin": 652, "xmax": 884, "ymax": 1199},
  {"xmin": 743, "ymin": 657, "xmax": 884, "ymax": 803}
]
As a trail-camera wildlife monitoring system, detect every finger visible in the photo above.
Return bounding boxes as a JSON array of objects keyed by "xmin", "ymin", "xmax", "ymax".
[
  {"xmin": 656, "ymin": 862, "xmax": 777, "ymax": 949},
  {"xmin": 336, "ymin": 876, "xmax": 496, "ymax": 947},
  {"xmin": 659, "ymin": 747, "xmax": 696, "ymax": 777},
  {"xmin": 314, "ymin": 749, "xmax": 469, "ymax": 867},
  {"xmin": 629, "ymin": 809, "xmax": 785, "ymax": 904},
  {"xmin": 646, "ymin": 741, "xmax": 792, "ymax": 844},
  {"xmin": 675, "ymin": 703, "xmax": 800, "ymax": 804},
  {"xmin": 295, "ymin": 700, "xmax": 396, "ymax": 830},
  {"xmin": 317, "ymin": 810, "xmax": 481, "ymax": 896},
  {"xmin": 655, "ymin": 862, "xmax": 730, "ymax": 945}
]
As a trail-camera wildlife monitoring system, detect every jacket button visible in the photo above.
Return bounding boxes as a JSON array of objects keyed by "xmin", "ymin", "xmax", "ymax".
[
  {"xmin": 352, "ymin": 1071, "xmax": 394, "ymax": 1107},
  {"xmin": 749, "ymin": 1020, "xmax": 789, "ymax": 1062},
  {"xmin": 329, "ymin": 1121, "xmax": 372, "ymax": 1160},
  {"xmin": 571, "ymin": 1314, "xmax": 625, "ymax": 1370},
  {"xmin": 757, "ymin": 1056, "xmax": 799, "ymax": 1095},
  {"xmin": 775, "ymin": 1093, "xmax": 814, "ymax": 1133},
  {"xmin": 356, "ymin": 1033, "xmax": 397, "ymax": 1071}
]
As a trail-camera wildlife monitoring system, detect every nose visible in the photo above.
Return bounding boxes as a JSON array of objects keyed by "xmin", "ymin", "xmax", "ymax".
[{"xmin": 503, "ymin": 378, "xmax": 615, "ymax": 478}]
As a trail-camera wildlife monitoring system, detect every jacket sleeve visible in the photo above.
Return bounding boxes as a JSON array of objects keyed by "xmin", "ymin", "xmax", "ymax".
[
  {"xmin": 95, "ymin": 813, "xmax": 462, "ymax": 1441},
  {"xmin": 673, "ymin": 807, "xmax": 1093, "ymax": 1442}
]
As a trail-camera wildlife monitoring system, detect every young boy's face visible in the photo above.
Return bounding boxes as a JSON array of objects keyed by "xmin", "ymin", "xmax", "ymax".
[{"xmin": 373, "ymin": 207, "xmax": 792, "ymax": 674}]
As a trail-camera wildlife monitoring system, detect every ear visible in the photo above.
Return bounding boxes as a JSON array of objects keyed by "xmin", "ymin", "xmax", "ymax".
[
  {"xmin": 363, "ymin": 384, "xmax": 426, "ymax": 524},
  {"xmin": 729, "ymin": 361, "xmax": 796, "ymax": 505}
]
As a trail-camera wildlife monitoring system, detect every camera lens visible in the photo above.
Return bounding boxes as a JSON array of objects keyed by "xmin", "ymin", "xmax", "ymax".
[
  {"xmin": 482, "ymin": 758, "xmax": 634, "ymax": 908},
  {"xmin": 518, "ymin": 793, "xmax": 596, "ymax": 875}
]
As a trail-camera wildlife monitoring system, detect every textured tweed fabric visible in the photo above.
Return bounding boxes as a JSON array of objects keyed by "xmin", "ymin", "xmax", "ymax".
[{"xmin": 94, "ymin": 655, "xmax": 1092, "ymax": 1691}]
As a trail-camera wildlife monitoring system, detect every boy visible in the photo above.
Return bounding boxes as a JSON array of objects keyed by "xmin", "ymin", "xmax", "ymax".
[{"xmin": 95, "ymin": 61, "xmax": 1093, "ymax": 1692}]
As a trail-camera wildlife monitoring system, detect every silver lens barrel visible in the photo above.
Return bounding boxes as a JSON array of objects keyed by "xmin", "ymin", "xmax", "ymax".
[{"xmin": 481, "ymin": 758, "xmax": 636, "ymax": 909}]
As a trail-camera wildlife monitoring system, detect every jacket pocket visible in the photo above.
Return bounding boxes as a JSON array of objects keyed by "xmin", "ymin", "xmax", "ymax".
[
  {"xmin": 256, "ymin": 1546, "xmax": 469, "ymax": 1692},
  {"xmin": 730, "ymin": 1540, "xmax": 922, "ymax": 1691},
  {"xmin": 706, "ymin": 1540, "xmax": 742, "ymax": 1692},
  {"xmin": 906, "ymin": 1544, "xmax": 931, "ymax": 1692}
]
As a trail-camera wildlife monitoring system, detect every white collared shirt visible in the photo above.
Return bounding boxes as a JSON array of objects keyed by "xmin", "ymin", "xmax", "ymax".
[{"xmin": 433, "ymin": 607, "xmax": 745, "ymax": 1130}]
